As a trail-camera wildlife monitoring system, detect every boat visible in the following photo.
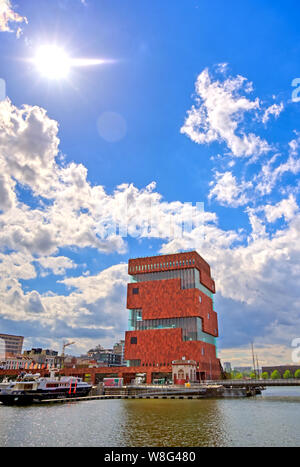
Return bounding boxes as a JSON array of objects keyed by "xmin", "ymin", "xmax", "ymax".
[{"xmin": 0, "ymin": 370, "xmax": 92, "ymax": 405}]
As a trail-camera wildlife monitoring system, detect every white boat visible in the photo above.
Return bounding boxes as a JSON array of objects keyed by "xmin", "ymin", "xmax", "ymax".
[{"xmin": 0, "ymin": 370, "xmax": 92, "ymax": 405}]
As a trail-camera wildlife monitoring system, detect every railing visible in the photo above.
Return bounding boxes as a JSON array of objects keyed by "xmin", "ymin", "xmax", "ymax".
[
  {"xmin": 204, "ymin": 379, "xmax": 300, "ymax": 386},
  {"xmin": 107, "ymin": 384, "xmax": 208, "ymax": 397}
]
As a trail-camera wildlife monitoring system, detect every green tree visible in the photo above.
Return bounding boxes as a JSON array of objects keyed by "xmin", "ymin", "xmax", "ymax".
[
  {"xmin": 294, "ymin": 369, "xmax": 300, "ymax": 379},
  {"xmin": 271, "ymin": 370, "xmax": 281, "ymax": 379},
  {"xmin": 250, "ymin": 372, "xmax": 256, "ymax": 379},
  {"xmin": 283, "ymin": 370, "xmax": 292, "ymax": 379},
  {"xmin": 236, "ymin": 372, "xmax": 243, "ymax": 379},
  {"xmin": 261, "ymin": 372, "xmax": 269, "ymax": 379}
]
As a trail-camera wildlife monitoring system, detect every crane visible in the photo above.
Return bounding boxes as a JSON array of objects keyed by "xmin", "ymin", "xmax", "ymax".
[
  {"xmin": 61, "ymin": 341, "xmax": 75, "ymax": 357},
  {"xmin": 60, "ymin": 341, "xmax": 75, "ymax": 369}
]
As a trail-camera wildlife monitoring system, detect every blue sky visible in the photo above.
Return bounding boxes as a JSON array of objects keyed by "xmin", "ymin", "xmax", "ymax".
[{"xmin": 1, "ymin": 0, "xmax": 300, "ymax": 367}]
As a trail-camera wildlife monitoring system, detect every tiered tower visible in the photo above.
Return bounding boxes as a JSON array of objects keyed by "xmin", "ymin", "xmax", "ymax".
[{"xmin": 124, "ymin": 251, "xmax": 221, "ymax": 382}]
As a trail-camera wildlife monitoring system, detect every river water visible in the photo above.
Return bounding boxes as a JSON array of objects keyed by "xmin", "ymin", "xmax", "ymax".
[{"xmin": 0, "ymin": 387, "xmax": 300, "ymax": 447}]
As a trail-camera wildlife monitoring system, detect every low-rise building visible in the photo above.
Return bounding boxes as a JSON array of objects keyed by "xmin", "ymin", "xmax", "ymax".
[
  {"xmin": 172, "ymin": 359, "xmax": 198, "ymax": 384},
  {"xmin": 0, "ymin": 333, "xmax": 24, "ymax": 357},
  {"xmin": 23, "ymin": 348, "xmax": 62, "ymax": 368}
]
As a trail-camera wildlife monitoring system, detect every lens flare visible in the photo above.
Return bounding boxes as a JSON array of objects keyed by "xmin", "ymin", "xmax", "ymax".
[{"xmin": 34, "ymin": 45, "xmax": 71, "ymax": 80}]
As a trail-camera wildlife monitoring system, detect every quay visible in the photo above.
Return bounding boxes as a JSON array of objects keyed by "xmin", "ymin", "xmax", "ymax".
[
  {"xmin": 39, "ymin": 384, "xmax": 257, "ymax": 404},
  {"xmin": 38, "ymin": 378, "xmax": 300, "ymax": 404}
]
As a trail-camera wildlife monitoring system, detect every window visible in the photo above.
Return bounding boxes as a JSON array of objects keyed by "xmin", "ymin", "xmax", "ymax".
[
  {"xmin": 128, "ymin": 359, "xmax": 141, "ymax": 367},
  {"xmin": 132, "ymin": 287, "xmax": 139, "ymax": 295},
  {"xmin": 199, "ymin": 296, "xmax": 202, "ymax": 303},
  {"xmin": 130, "ymin": 337, "xmax": 137, "ymax": 344}
]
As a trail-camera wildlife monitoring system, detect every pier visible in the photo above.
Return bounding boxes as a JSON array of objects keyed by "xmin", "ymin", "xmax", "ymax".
[
  {"xmin": 205, "ymin": 379, "xmax": 300, "ymax": 388},
  {"xmin": 38, "ymin": 384, "xmax": 254, "ymax": 404},
  {"xmin": 37, "ymin": 378, "xmax": 300, "ymax": 404}
]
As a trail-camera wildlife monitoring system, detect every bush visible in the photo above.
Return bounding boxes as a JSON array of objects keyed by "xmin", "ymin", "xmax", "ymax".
[
  {"xmin": 271, "ymin": 370, "xmax": 281, "ymax": 379},
  {"xmin": 235, "ymin": 372, "xmax": 244, "ymax": 379},
  {"xmin": 294, "ymin": 369, "xmax": 300, "ymax": 379},
  {"xmin": 283, "ymin": 370, "xmax": 292, "ymax": 379},
  {"xmin": 261, "ymin": 372, "xmax": 269, "ymax": 379}
]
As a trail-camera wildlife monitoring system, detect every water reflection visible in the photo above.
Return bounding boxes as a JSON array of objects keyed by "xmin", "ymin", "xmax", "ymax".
[
  {"xmin": 1, "ymin": 388, "xmax": 300, "ymax": 447},
  {"xmin": 120, "ymin": 399, "xmax": 229, "ymax": 447}
]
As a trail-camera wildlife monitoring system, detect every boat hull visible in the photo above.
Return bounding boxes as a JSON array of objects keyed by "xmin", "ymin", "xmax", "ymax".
[{"xmin": 0, "ymin": 387, "xmax": 92, "ymax": 405}]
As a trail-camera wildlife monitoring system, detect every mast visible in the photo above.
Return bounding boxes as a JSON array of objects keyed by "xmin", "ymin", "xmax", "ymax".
[
  {"xmin": 251, "ymin": 342, "xmax": 257, "ymax": 378},
  {"xmin": 256, "ymin": 355, "xmax": 260, "ymax": 379}
]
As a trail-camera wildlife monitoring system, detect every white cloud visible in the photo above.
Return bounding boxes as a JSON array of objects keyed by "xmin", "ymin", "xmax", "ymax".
[
  {"xmin": 0, "ymin": 77, "xmax": 299, "ymax": 363},
  {"xmin": 261, "ymin": 102, "xmax": 284, "ymax": 124},
  {"xmin": 38, "ymin": 256, "xmax": 77, "ymax": 276},
  {"xmin": 255, "ymin": 135, "xmax": 300, "ymax": 195},
  {"xmin": 263, "ymin": 195, "xmax": 298, "ymax": 223},
  {"xmin": 181, "ymin": 67, "xmax": 270, "ymax": 158},
  {"xmin": 208, "ymin": 171, "xmax": 253, "ymax": 207},
  {"xmin": 0, "ymin": 0, "xmax": 27, "ymax": 36}
]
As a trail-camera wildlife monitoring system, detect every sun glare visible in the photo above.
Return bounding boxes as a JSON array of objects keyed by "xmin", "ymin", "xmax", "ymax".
[{"xmin": 34, "ymin": 45, "xmax": 71, "ymax": 80}]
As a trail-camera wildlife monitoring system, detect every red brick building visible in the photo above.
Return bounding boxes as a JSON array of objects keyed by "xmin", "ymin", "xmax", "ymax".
[{"xmin": 124, "ymin": 251, "xmax": 221, "ymax": 381}]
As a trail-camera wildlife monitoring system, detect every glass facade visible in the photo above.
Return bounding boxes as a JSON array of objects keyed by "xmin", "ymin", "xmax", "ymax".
[
  {"xmin": 127, "ymin": 359, "xmax": 141, "ymax": 367},
  {"xmin": 131, "ymin": 268, "xmax": 195, "ymax": 289},
  {"xmin": 131, "ymin": 267, "xmax": 213, "ymax": 296},
  {"xmin": 128, "ymin": 309, "xmax": 143, "ymax": 330},
  {"xmin": 130, "ymin": 267, "xmax": 215, "ymax": 309},
  {"xmin": 128, "ymin": 314, "xmax": 216, "ymax": 346}
]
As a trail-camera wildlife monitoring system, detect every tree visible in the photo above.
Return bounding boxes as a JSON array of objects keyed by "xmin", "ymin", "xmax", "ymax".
[
  {"xmin": 250, "ymin": 372, "xmax": 256, "ymax": 379},
  {"xmin": 271, "ymin": 370, "xmax": 281, "ymax": 379},
  {"xmin": 294, "ymin": 369, "xmax": 300, "ymax": 379},
  {"xmin": 236, "ymin": 372, "xmax": 243, "ymax": 379},
  {"xmin": 261, "ymin": 372, "xmax": 269, "ymax": 379},
  {"xmin": 283, "ymin": 370, "xmax": 292, "ymax": 379}
]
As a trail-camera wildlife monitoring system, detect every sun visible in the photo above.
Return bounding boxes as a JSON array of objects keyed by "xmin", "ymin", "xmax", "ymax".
[{"xmin": 34, "ymin": 45, "xmax": 71, "ymax": 80}]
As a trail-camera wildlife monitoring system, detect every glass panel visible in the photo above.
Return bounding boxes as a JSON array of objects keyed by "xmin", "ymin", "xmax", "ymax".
[{"xmin": 130, "ymin": 315, "xmax": 215, "ymax": 346}]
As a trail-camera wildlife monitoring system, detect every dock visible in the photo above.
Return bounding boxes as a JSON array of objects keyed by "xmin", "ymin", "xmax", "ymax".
[{"xmin": 40, "ymin": 384, "xmax": 251, "ymax": 403}]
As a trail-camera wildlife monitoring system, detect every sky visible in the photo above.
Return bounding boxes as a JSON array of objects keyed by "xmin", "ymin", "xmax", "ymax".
[{"xmin": 0, "ymin": 0, "xmax": 300, "ymax": 368}]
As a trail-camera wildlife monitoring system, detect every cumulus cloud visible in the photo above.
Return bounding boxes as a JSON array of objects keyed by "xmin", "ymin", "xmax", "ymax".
[
  {"xmin": 255, "ymin": 135, "xmax": 300, "ymax": 196},
  {"xmin": 180, "ymin": 67, "xmax": 270, "ymax": 158},
  {"xmin": 263, "ymin": 195, "xmax": 298, "ymax": 223},
  {"xmin": 261, "ymin": 102, "xmax": 284, "ymax": 125},
  {"xmin": 0, "ymin": 0, "xmax": 27, "ymax": 37},
  {"xmin": 38, "ymin": 256, "xmax": 77, "ymax": 276},
  {"xmin": 0, "ymin": 67, "xmax": 299, "ymax": 364},
  {"xmin": 0, "ymin": 98, "xmax": 238, "ymax": 350},
  {"xmin": 208, "ymin": 171, "xmax": 253, "ymax": 207}
]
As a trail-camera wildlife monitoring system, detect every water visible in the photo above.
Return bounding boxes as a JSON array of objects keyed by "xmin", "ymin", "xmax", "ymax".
[{"xmin": 1, "ymin": 387, "xmax": 300, "ymax": 447}]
